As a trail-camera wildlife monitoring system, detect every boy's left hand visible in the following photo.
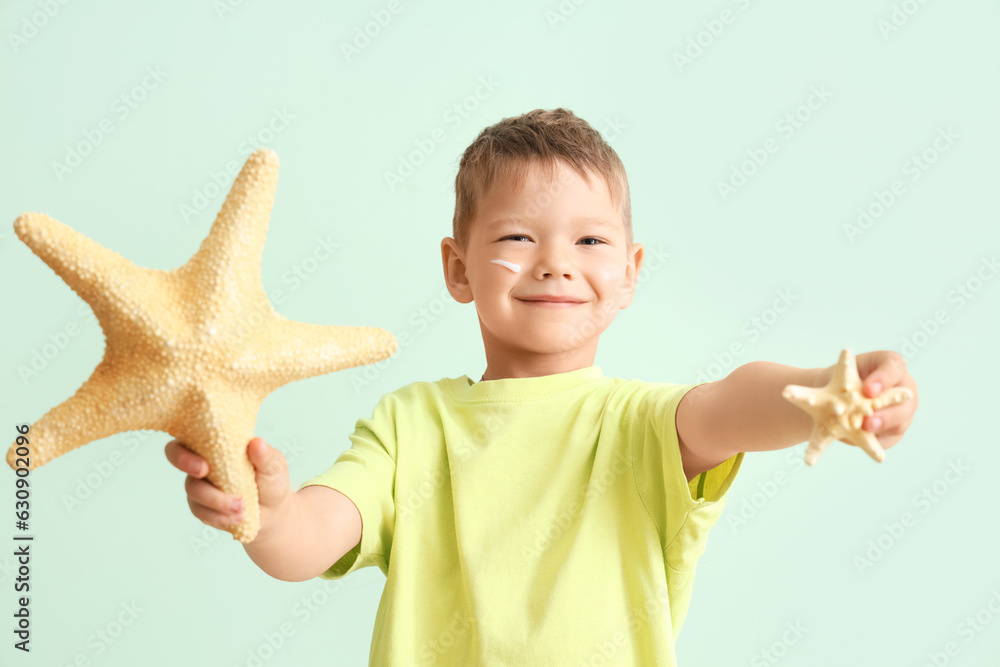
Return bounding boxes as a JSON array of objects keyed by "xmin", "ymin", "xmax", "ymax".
[{"xmin": 854, "ymin": 350, "xmax": 919, "ymax": 450}]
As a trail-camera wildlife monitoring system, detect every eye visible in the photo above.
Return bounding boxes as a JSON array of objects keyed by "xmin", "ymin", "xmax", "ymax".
[{"xmin": 497, "ymin": 235, "xmax": 606, "ymax": 245}]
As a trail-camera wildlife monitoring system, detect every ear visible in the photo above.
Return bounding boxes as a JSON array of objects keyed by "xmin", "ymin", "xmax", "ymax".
[
  {"xmin": 441, "ymin": 237, "xmax": 474, "ymax": 304},
  {"xmin": 618, "ymin": 242, "xmax": 644, "ymax": 309}
]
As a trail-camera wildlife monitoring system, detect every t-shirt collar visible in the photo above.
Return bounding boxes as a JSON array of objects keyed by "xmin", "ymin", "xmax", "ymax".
[{"xmin": 452, "ymin": 365, "xmax": 604, "ymax": 403}]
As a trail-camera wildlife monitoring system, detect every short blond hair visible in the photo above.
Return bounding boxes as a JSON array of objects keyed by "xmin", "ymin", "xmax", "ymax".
[{"xmin": 452, "ymin": 108, "xmax": 632, "ymax": 252}]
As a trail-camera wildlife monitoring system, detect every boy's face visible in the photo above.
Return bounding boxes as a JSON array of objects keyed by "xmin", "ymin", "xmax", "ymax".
[{"xmin": 441, "ymin": 158, "xmax": 644, "ymax": 376}]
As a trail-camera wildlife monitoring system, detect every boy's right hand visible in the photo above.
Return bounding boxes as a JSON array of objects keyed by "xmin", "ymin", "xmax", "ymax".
[{"xmin": 164, "ymin": 436, "xmax": 292, "ymax": 536}]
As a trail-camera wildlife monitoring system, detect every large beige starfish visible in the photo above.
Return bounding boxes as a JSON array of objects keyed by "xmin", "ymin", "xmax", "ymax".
[
  {"xmin": 5, "ymin": 148, "xmax": 397, "ymax": 543},
  {"xmin": 782, "ymin": 348, "xmax": 912, "ymax": 466}
]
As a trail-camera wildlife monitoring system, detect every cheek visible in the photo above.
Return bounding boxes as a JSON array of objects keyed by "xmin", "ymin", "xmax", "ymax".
[
  {"xmin": 490, "ymin": 259, "xmax": 522, "ymax": 273},
  {"xmin": 593, "ymin": 260, "xmax": 625, "ymax": 291}
]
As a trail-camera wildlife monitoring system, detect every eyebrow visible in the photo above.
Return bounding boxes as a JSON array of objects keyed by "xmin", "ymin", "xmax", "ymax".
[{"xmin": 486, "ymin": 216, "xmax": 621, "ymax": 232}]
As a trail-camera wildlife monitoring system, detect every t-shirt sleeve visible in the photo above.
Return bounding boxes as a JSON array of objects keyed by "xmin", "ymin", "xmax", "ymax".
[
  {"xmin": 630, "ymin": 381, "xmax": 744, "ymax": 572},
  {"xmin": 297, "ymin": 393, "xmax": 398, "ymax": 580}
]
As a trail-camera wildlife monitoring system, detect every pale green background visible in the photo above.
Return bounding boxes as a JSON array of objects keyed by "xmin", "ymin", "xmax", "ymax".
[{"xmin": 1, "ymin": 0, "xmax": 998, "ymax": 665}]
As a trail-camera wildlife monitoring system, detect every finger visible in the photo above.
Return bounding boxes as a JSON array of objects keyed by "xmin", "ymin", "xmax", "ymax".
[
  {"xmin": 863, "ymin": 401, "xmax": 915, "ymax": 434},
  {"xmin": 863, "ymin": 352, "xmax": 908, "ymax": 398},
  {"xmin": 188, "ymin": 497, "xmax": 245, "ymax": 529},
  {"xmin": 185, "ymin": 474, "xmax": 244, "ymax": 515},
  {"xmin": 872, "ymin": 415, "xmax": 913, "ymax": 439},
  {"xmin": 165, "ymin": 439, "xmax": 209, "ymax": 478}
]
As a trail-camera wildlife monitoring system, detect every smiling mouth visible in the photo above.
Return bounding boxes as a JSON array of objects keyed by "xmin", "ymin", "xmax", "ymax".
[{"xmin": 517, "ymin": 299, "xmax": 585, "ymax": 307}]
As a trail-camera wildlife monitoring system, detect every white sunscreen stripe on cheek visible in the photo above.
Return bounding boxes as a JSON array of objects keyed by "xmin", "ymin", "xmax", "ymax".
[{"xmin": 490, "ymin": 259, "xmax": 521, "ymax": 273}]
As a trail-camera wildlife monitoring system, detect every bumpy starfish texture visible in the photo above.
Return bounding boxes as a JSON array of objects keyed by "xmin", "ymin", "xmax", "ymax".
[
  {"xmin": 782, "ymin": 348, "xmax": 912, "ymax": 466},
  {"xmin": 6, "ymin": 148, "xmax": 397, "ymax": 543}
]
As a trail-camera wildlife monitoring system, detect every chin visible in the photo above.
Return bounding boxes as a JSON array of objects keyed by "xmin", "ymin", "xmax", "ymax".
[{"xmin": 512, "ymin": 328, "xmax": 597, "ymax": 354}]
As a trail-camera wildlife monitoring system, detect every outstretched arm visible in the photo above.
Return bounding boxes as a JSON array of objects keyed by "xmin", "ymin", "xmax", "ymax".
[
  {"xmin": 677, "ymin": 362, "xmax": 825, "ymax": 482},
  {"xmin": 677, "ymin": 352, "xmax": 918, "ymax": 481}
]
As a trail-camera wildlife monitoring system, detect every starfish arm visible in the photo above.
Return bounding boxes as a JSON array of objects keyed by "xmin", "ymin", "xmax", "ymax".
[
  {"xmin": 843, "ymin": 428, "xmax": 886, "ymax": 463},
  {"xmin": 782, "ymin": 384, "xmax": 838, "ymax": 419},
  {"xmin": 175, "ymin": 148, "xmax": 278, "ymax": 317},
  {"xmin": 166, "ymin": 381, "xmax": 265, "ymax": 543},
  {"xmin": 6, "ymin": 358, "xmax": 181, "ymax": 470},
  {"xmin": 869, "ymin": 387, "xmax": 913, "ymax": 411},
  {"xmin": 828, "ymin": 348, "xmax": 861, "ymax": 393},
  {"xmin": 13, "ymin": 212, "xmax": 182, "ymax": 344},
  {"xmin": 804, "ymin": 424, "xmax": 836, "ymax": 466},
  {"xmin": 233, "ymin": 316, "xmax": 398, "ymax": 395}
]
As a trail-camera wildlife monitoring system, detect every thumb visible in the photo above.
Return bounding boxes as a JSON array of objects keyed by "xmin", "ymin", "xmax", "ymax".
[{"xmin": 246, "ymin": 437, "xmax": 289, "ymax": 500}]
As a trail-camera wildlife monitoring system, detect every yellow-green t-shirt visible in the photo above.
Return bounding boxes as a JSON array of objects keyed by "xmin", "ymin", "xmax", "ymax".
[{"xmin": 299, "ymin": 365, "xmax": 743, "ymax": 666}]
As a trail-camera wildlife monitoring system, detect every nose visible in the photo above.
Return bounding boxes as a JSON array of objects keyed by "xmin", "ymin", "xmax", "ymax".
[{"xmin": 532, "ymin": 243, "xmax": 575, "ymax": 279}]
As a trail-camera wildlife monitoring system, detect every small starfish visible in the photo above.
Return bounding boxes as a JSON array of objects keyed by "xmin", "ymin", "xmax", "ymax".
[
  {"xmin": 782, "ymin": 348, "xmax": 912, "ymax": 466},
  {"xmin": 5, "ymin": 149, "xmax": 397, "ymax": 543}
]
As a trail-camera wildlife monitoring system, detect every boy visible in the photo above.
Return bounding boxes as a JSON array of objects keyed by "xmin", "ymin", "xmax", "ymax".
[{"xmin": 165, "ymin": 108, "xmax": 918, "ymax": 665}]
